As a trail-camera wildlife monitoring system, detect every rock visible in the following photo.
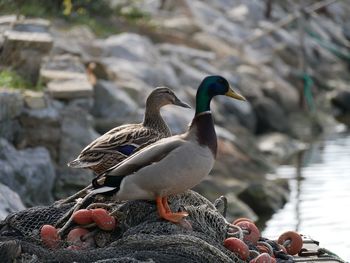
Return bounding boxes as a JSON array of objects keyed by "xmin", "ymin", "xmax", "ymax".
[
  {"xmin": 100, "ymin": 33, "xmax": 159, "ymax": 63},
  {"xmin": 115, "ymin": 77, "xmax": 153, "ymax": 105},
  {"xmin": 0, "ymin": 183, "xmax": 25, "ymax": 220},
  {"xmin": 40, "ymin": 69, "xmax": 88, "ymax": 83},
  {"xmin": 0, "ymin": 139, "xmax": 56, "ymax": 206},
  {"xmin": 0, "ymin": 119, "xmax": 22, "ymax": 145},
  {"xmin": 0, "ymin": 89, "xmax": 24, "ymax": 121},
  {"xmin": 167, "ymin": 56, "xmax": 207, "ymax": 87},
  {"xmin": 13, "ymin": 18, "xmax": 50, "ymax": 33},
  {"xmin": 259, "ymin": 67, "xmax": 299, "ymax": 113},
  {"xmin": 193, "ymin": 32, "xmax": 238, "ymax": 57},
  {"xmin": 46, "ymin": 79, "xmax": 93, "ymax": 100},
  {"xmin": 257, "ymin": 132, "xmax": 307, "ymax": 164},
  {"xmin": 51, "ymin": 25, "xmax": 100, "ymax": 59},
  {"xmin": 96, "ymin": 33, "xmax": 179, "ymax": 87},
  {"xmin": 331, "ymin": 90, "xmax": 350, "ymax": 114},
  {"xmin": 55, "ymin": 104, "xmax": 99, "ymax": 199},
  {"xmin": 217, "ymin": 96, "xmax": 257, "ymax": 131},
  {"xmin": 161, "ymin": 16, "xmax": 199, "ymax": 34},
  {"xmin": 0, "ymin": 30, "xmax": 53, "ymax": 84},
  {"xmin": 41, "ymin": 54, "xmax": 86, "ymax": 79},
  {"xmin": 194, "ymin": 178, "xmax": 258, "ymax": 222},
  {"xmin": 0, "ymin": 89, "xmax": 24, "ymax": 144},
  {"xmin": 92, "ymin": 80, "xmax": 138, "ymax": 130},
  {"xmin": 251, "ymin": 97, "xmax": 290, "ymax": 134},
  {"xmin": 19, "ymin": 103, "xmax": 61, "ymax": 161},
  {"xmin": 23, "ymin": 90, "xmax": 46, "ymax": 109},
  {"xmin": 161, "ymin": 107, "xmax": 193, "ymax": 134},
  {"xmin": 186, "ymin": 0, "xmax": 248, "ymax": 43},
  {"xmin": 158, "ymin": 43, "xmax": 216, "ymax": 60},
  {"xmin": 238, "ymin": 181, "xmax": 288, "ymax": 216}
]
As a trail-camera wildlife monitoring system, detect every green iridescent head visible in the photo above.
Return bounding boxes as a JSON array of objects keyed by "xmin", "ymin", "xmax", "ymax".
[{"xmin": 195, "ymin": 75, "xmax": 246, "ymax": 115}]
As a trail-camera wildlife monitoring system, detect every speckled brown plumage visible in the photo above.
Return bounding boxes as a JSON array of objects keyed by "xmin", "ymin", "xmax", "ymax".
[{"xmin": 68, "ymin": 87, "xmax": 190, "ymax": 175}]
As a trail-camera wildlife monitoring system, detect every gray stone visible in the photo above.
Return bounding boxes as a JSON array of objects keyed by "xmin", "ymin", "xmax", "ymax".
[
  {"xmin": 161, "ymin": 107, "xmax": 193, "ymax": 134},
  {"xmin": 40, "ymin": 69, "xmax": 88, "ymax": 83},
  {"xmin": 217, "ymin": 96, "xmax": 257, "ymax": 131},
  {"xmin": 252, "ymin": 97, "xmax": 290, "ymax": 134},
  {"xmin": 55, "ymin": 105, "xmax": 99, "ymax": 199},
  {"xmin": 46, "ymin": 78, "xmax": 93, "ymax": 99},
  {"xmin": 0, "ymin": 89, "xmax": 24, "ymax": 121},
  {"xmin": 92, "ymin": 80, "xmax": 138, "ymax": 120},
  {"xmin": 194, "ymin": 178, "xmax": 257, "ymax": 222},
  {"xmin": 0, "ymin": 119, "xmax": 22, "ymax": 145},
  {"xmin": 331, "ymin": 89, "xmax": 350, "ymax": 114},
  {"xmin": 0, "ymin": 183, "xmax": 25, "ymax": 220},
  {"xmin": 161, "ymin": 16, "xmax": 199, "ymax": 34},
  {"xmin": 0, "ymin": 30, "xmax": 53, "ymax": 84},
  {"xmin": 96, "ymin": 33, "xmax": 179, "ymax": 88},
  {"xmin": 19, "ymin": 104, "xmax": 61, "ymax": 161},
  {"xmin": 41, "ymin": 54, "xmax": 86, "ymax": 75},
  {"xmin": 167, "ymin": 56, "xmax": 207, "ymax": 87},
  {"xmin": 193, "ymin": 32, "xmax": 238, "ymax": 57},
  {"xmin": 23, "ymin": 90, "xmax": 47, "ymax": 109},
  {"xmin": 100, "ymin": 33, "xmax": 159, "ymax": 63},
  {"xmin": 0, "ymin": 139, "xmax": 56, "ymax": 206},
  {"xmin": 158, "ymin": 43, "xmax": 216, "ymax": 60},
  {"xmin": 238, "ymin": 181, "xmax": 288, "ymax": 216},
  {"xmin": 13, "ymin": 18, "xmax": 50, "ymax": 33},
  {"xmin": 257, "ymin": 132, "xmax": 307, "ymax": 164}
]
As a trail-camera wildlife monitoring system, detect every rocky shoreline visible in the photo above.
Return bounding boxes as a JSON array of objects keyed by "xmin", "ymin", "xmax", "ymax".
[{"xmin": 1, "ymin": 0, "xmax": 349, "ymax": 224}]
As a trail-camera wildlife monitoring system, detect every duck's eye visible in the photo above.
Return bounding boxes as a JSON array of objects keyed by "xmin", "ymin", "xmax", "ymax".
[{"xmin": 218, "ymin": 78, "xmax": 225, "ymax": 84}]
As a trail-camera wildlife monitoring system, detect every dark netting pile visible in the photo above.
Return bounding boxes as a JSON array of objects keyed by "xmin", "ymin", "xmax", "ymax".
[{"xmin": 0, "ymin": 190, "xmax": 247, "ymax": 263}]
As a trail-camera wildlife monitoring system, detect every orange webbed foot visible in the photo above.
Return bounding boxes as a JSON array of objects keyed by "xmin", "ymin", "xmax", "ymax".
[{"xmin": 156, "ymin": 196, "xmax": 189, "ymax": 224}]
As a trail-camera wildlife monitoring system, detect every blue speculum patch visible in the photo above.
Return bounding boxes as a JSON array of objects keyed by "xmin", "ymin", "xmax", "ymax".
[{"xmin": 117, "ymin": 145, "xmax": 137, "ymax": 156}]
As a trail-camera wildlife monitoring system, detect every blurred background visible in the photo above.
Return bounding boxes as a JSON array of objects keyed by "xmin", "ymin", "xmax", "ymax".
[{"xmin": 0, "ymin": 0, "xmax": 349, "ymax": 260}]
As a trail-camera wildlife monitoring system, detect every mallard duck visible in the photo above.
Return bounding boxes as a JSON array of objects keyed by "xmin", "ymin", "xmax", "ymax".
[
  {"xmin": 90, "ymin": 75, "xmax": 246, "ymax": 223},
  {"xmin": 68, "ymin": 87, "xmax": 191, "ymax": 175}
]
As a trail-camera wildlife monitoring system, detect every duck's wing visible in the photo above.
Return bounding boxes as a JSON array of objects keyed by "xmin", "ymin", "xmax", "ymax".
[
  {"xmin": 68, "ymin": 124, "xmax": 165, "ymax": 168},
  {"xmin": 92, "ymin": 136, "xmax": 185, "ymax": 191}
]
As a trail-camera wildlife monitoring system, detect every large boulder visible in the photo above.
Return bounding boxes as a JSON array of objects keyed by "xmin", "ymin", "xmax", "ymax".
[
  {"xmin": 92, "ymin": 80, "xmax": 139, "ymax": 132},
  {"xmin": 55, "ymin": 103, "xmax": 99, "ymax": 199},
  {"xmin": 0, "ymin": 139, "xmax": 56, "ymax": 206},
  {"xmin": 238, "ymin": 181, "xmax": 288, "ymax": 216},
  {"xmin": 96, "ymin": 33, "xmax": 179, "ymax": 87},
  {"xmin": 251, "ymin": 97, "xmax": 290, "ymax": 134},
  {"xmin": 0, "ymin": 89, "xmax": 24, "ymax": 144},
  {"xmin": 0, "ymin": 183, "xmax": 25, "ymax": 220},
  {"xmin": 19, "ymin": 102, "xmax": 61, "ymax": 161},
  {"xmin": 0, "ymin": 89, "xmax": 23, "ymax": 121},
  {"xmin": 0, "ymin": 19, "xmax": 53, "ymax": 84}
]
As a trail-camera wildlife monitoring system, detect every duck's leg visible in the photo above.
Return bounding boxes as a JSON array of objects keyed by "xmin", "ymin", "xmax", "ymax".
[{"xmin": 156, "ymin": 196, "xmax": 188, "ymax": 223}]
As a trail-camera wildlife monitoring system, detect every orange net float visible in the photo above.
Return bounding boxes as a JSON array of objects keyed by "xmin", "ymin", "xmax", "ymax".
[
  {"xmin": 250, "ymin": 252, "xmax": 276, "ymax": 263},
  {"xmin": 232, "ymin": 217, "xmax": 254, "ymax": 225},
  {"xmin": 277, "ymin": 231, "xmax": 303, "ymax": 255},
  {"xmin": 235, "ymin": 221, "xmax": 260, "ymax": 245},
  {"xmin": 223, "ymin": 237, "xmax": 250, "ymax": 261},
  {"xmin": 40, "ymin": 224, "xmax": 61, "ymax": 249}
]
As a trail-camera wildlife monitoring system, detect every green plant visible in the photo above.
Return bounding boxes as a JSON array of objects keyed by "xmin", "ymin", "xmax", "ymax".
[{"xmin": 0, "ymin": 69, "xmax": 43, "ymax": 90}]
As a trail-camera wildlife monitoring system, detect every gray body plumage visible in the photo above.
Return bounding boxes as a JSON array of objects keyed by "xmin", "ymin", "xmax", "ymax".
[{"xmin": 93, "ymin": 112, "xmax": 216, "ymax": 201}]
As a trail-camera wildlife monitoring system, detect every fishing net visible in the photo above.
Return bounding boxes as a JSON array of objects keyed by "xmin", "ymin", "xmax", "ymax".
[{"xmin": 0, "ymin": 190, "xmax": 246, "ymax": 263}]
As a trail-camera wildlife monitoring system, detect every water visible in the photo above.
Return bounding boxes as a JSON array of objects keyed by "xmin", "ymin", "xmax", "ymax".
[{"xmin": 263, "ymin": 128, "xmax": 350, "ymax": 261}]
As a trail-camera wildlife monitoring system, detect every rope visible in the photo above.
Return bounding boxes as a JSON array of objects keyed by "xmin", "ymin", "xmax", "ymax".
[
  {"xmin": 307, "ymin": 30, "xmax": 350, "ymax": 62},
  {"xmin": 302, "ymin": 73, "xmax": 315, "ymax": 111},
  {"xmin": 295, "ymin": 72, "xmax": 315, "ymax": 111}
]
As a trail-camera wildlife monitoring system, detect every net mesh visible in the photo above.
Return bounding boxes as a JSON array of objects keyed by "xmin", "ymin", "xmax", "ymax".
[{"xmin": 0, "ymin": 190, "xmax": 245, "ymax": 263}]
